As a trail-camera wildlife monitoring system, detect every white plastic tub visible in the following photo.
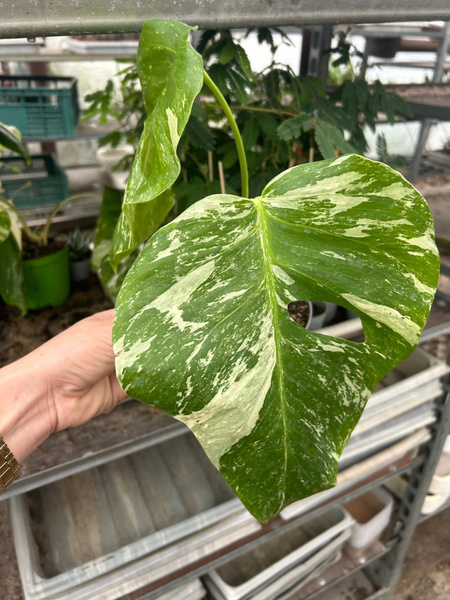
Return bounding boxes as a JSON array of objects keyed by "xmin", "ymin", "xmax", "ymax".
[
  {"xmin": 343, "ymin": 487, "xmax": 394, "ymax": 549},
  {"xmin": 204, "ymin": 506, "xmax": 353, "ymax": 600}
]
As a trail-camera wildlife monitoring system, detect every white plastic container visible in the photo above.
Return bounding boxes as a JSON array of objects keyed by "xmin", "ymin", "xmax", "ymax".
[
  {"xmin": 204, "ymin": 506, "xmax": 354, "ymax": 600},
  {"xmin": 386, "ymin": 475, "xmax": 450, "ymax": 516},
  {"xmin": 343, "ymin": 487, "xmax": 394, "ymax": 549},
  {"xmin": 428, "ymin": 452, "xmax": 450, "ymax": 495}
]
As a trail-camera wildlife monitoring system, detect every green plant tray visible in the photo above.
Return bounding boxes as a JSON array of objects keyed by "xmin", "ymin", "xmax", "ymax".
[
  {"xmin": 0, "ymin": 153, "xmax": 69, "ymax": 208},
  {"xmin": 0, "ymin": 75, "xmax": 79, "ymax": 139}
]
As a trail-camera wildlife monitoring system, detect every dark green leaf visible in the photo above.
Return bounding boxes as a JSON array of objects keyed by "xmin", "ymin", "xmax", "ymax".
[
  {"xmin": 208, "ymin": 63, "xmax": 229, "ymax": 97},
  {"xmin": 277, "ymin": 114, "xmax": 313, "ymax": 141},
  {"xmin": 219, "ymin": 39, "xmax": 236, "ymax": 65},
  {"xmin": 0, "ymin": 232, "xmax": 26, "ymax": 314},
  {"xmin": 235, "ymin": 45, "xmax": 254, "ymax": 81},
  {"xmin": 242, "ymin": 117, "xmax": 260, "ymax": 150},
  {"xmin": 314, "ymin": 122, "xmax": 336, "ymax": 159},
  {"xmin": 257, "ymin": 113, "xmax": 279, "ymax": 141},
  {"xmin": 225, "ymin": 67, "xmax": 249, "ymax": 105},
  {"xmin": 93, "ymin": 187, "xmax": 138, "ymax": 297},
  {"xmin": 386, "ymin": 92, "xmax": 413, "ymax": 119},
  {"xmin": 185, "ymin": 116, "xmax": 216, "ymax": 151}
]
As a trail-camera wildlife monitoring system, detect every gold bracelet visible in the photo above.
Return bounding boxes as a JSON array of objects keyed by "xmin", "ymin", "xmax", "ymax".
[{"xmin": 0, "ymin": 436, "xmax": 21, "ymax": 494}]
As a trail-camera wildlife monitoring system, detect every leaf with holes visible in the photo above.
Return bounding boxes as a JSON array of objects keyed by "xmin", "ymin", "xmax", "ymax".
[
  {"xmin": 109, "ymin": 20, "xmax": 204, "ymax": 269},
  {"xmin": 114, "ymin": 154, "xmax": 438, "ymax": 523}
]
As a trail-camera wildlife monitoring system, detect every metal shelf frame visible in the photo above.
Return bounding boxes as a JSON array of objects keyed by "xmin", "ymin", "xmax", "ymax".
[
  {"xmin": 1, "ymin": 1, "xmax": 450, "ymax": 39},
  {"xmin": 2, "ymin": 3, "xmax": 449, "ymax": 595}
]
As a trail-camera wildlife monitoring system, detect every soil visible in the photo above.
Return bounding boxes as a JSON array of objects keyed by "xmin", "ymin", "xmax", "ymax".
[
  {"xmin": 288, "ymin": 301, "xmax": 310, "ymax": 327},
  {"xmin": 21, "ymin": 235, "xmax": 67, "ymax": 261},
  {"xmin": 0, "ymin": 273, "xmax": 113, "ymax": 367}
]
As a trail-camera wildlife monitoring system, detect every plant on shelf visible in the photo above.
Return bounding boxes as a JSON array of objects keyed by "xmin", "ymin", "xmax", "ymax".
[
  {"xmin": 92, "ymin": 21, "xmax": 438, "ymax": 523},
  {"xmin": 68, "ymin": 228, "xmax": 93, "ymax": 284},
  {"xmin": 84, "ymin": 26, "xmax": 413, "ymax": 207},
  {"xmin": 0, "ymin": 123, "xmax": 99, "ymax": 312},
  {"xmin": 67, "ymin": 228, "xmax": 92, "ymax": 262}
]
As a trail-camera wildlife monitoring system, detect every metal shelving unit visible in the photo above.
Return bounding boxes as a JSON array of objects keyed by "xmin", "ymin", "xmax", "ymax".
[
  {"xmin": 1, "ymin": 5, "xmax": 450, "ymax": 600},
  {"xmin": 2, "ymin": 320, "xmax": 449, "ymax": 600}
]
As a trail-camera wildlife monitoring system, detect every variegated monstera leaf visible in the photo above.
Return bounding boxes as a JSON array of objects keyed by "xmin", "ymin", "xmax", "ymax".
[{"xmin": 113, "ymin": 154, "xmax": 439, "ymax": 522}]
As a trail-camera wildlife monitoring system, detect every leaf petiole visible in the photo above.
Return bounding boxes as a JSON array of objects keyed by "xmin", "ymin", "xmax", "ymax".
[{"xmin": 203, "ymin": 70, "xmax": 249, "ymax": 198}]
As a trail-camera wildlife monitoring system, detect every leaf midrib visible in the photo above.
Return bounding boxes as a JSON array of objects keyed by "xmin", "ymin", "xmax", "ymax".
[{"xmin": 254, "ymin": 197, "xmax": 288, "ymax": 511}]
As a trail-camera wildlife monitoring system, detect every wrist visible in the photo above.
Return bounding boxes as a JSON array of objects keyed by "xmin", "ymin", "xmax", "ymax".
[{"xmin": 0, "ymin": 354, "xmax": 56, "ymax": 462}]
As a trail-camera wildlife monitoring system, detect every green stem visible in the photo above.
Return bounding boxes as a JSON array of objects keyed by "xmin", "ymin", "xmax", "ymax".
[
  {"xmin": 40, "ymin": 193, "xmax": 101, "ymax": 246},
  {"xmin": 0, "ymin": 195, "xmax": 41, "ymax": 244},
  {"xmin": 203, "ymin": 71, "xmax": 249, "ymax": 198}
]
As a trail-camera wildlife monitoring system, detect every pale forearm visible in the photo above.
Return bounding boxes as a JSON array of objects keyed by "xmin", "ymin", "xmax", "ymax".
[
  {"xmin": 0, "ymin": 354, "xmax": 55, "ymax": 462},
  {"xmin": 0, "ymin": 311, "xmax": 126, "ymax": 464}
]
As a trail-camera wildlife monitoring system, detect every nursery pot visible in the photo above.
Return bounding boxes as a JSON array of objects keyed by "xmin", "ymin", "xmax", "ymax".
[
  {"xmin": 23, "ymin": 246, "xmax": 70, "ymax": 309},
  {"xmin": 69, "ymin": 255, "xmax": 92, "ymax": 283}
]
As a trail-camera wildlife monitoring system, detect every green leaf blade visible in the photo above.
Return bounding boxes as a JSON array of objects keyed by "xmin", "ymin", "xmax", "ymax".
[
  {"xmin": 110, "ymin": 20, "xmax": 204, "ymax": 270},
  {"xmin": 0, "ymin": 232, "xmax": 26, "ymax": 314},
  {"xmin": 114, "ymin": 155, "xmax": 438, "ymax": 522}
]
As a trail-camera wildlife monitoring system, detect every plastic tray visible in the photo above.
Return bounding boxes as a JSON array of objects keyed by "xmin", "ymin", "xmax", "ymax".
[
  {"xmin": 354, "ymin": 348, "xmax": 449, "ymax": 436},
  {"xmin": 0, "ymin": 154, "xmax": 69, "ymax": 208},
  {"xmin": 0, "ymin": 75, "xmax": 79, "ymax": 139},
  {"xmin": 9, "ymin": 428, "xmax": 257, "ymax": 600},
  {"xmin": 204, "ymin": 506, "xmax": 353, "ymax": 600}
]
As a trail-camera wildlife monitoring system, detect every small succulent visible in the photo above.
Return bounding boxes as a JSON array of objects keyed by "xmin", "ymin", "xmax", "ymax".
[{"xmin": 68, "ymin": 228, "xmax": 92, "ymax": 261}]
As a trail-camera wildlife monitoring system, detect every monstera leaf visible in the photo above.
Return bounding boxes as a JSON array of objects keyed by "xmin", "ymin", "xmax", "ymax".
[
  {"xmin": 113, "ymin": 154, "xmax": 439, "ymax": 522},
  {"xmin": 110, "ymin": 20, "xmax": 204, "ymax": 269}
]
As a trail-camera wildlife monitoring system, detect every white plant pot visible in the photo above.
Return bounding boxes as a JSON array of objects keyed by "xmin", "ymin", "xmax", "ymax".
[
  {"xmin": 96, "ymin": 146, "xmax": 134, "ymax": 190},
  {"xmin": 343, "ymin": 487, "xmax": 394, "ymax": 549}
]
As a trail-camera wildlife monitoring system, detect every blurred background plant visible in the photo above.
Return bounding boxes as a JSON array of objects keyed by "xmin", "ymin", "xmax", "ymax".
[
  {"xmin": 83, "ymin": 27, "xmax": 412, "ymax": 211},
  {"xmin": 68, "ymin": 227, "xmax": 92, "ymax": 262}
]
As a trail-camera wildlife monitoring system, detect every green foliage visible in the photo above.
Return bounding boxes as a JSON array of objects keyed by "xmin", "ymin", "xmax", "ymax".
[
  {"xmin": 84, "ymin": 27, "xmax": 413, "ymax": 213},
  {"xmin": 103, "ymin": 19, "xmax": 438, "ymax": 523},
  {"xmin": 68, "ymin": 228, "xmax": 91, "ymax": 261},
  {"xmin": 114, "ymin": 154, "xmax": 439, "ymax": 522}
]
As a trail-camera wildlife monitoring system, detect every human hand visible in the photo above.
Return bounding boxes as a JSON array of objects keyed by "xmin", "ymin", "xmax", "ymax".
[{"xmin": 0, "ymin": 310, "xmax": 127, "ymax": 462}]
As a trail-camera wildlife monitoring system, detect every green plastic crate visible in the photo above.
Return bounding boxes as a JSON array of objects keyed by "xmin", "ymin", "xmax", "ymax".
[
  {"xmin": 0, "ymin": 154, "xmax": 69, "ymax": 209},
  {"xmin": 0, "ymin": 76, "xmax": 79, "ymax": 139}
]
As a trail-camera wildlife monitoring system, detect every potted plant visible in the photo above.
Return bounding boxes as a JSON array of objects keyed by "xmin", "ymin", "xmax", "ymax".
[
  {"xmin": 0, "ymin": 122, "xmax": 98, "ymax": 312},
  {"xmin": 68, "ymin": 228, "xmax": 92, "ymax": 283},
  {"xmin": 89, "ymin": 20, "xmax": 439, "ymax": 523}
]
